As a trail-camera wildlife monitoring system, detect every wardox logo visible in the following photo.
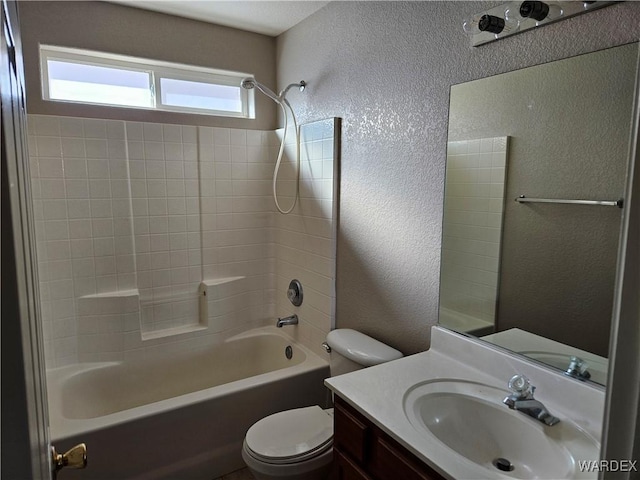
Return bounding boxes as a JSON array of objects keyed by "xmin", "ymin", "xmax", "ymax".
[{"xmin": 578, "ymin": 460, "xmax": 638, "ymax": 473}]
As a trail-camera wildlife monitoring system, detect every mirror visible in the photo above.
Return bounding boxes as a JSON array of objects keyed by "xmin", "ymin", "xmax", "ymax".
[{"xmin": 440, "ymin": 43, "xmax": 639, "ymax": 386}]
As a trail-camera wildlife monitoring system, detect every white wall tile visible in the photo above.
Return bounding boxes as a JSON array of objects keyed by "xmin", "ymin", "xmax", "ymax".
[
  {"xmin": 30, "ymin": 114, "xmax": 338, "ymax": 366},
  {"xmin": 143, "ymin": 123, "xmax": 163, "ymax": 142},
  {"xmin": 93, "ymin": 237, "xmax": 115, "ymax": 257},
  {"xmin": 44, "ymin": 221, "xmax": 69, "ymax": 241},
  {"xmin": 164, "ymin": 143, "xmax": 183, "ymax": 161},
  {"xmin": 40, "ymin": 179, "xmax": 66, "ymax": 199},
  {"xmin": 126, "ymin": 122, "xmax": 143, "ymax": 141},
  {"xmin": 109, "ymin": 160, "xmax": 128, "ymax": 179},
  {"xmin": 34, "ymin": 115, "xmax": 61, "ymax": 136},
  {"xmin": 212, "ymin": 127, "xmax": 229, "ymax": 145},
  {"xmin": 83, "ymin": 119, "xmax": 107, "ymax": 139},
  {"xmin": 106, "ymin": 120, "xmax": 125, "ymax": 140},
  {"xmin": 182, "ymin": 126, "xmax": 197, "ymax": 144},
  {"xmin": 85, "ymin": 139, "xmax": 108, "ymax": 159},
  {"xmin": 62, "ymin": 138, "xmax": 86, "ymax": 158},
  {"xmin": 38, "ymin": 158, "xmax": 64, "ymax": 178},
  {"xmin": 144, "ymin": 142, "xmax": 165, "ymax": 161},
  {"xmin": 87, "ymin": 159, "xmax": 110, "ymax": 178},
  {"xmin": 64, "ymin": 158, "xmax": 88, "ymax": 178},
  {"xmin": 441, "ymin": 137, "xmax": 508, "ymax": 323},
  {"xmin": 162, "ymin": 124, "xmax": 182, "ymax": 143}
]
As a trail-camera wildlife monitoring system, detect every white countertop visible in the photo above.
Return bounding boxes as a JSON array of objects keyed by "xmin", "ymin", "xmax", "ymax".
[{"xmin": 325, "ymin": 326, "xmax": 606, "ymax": 480}]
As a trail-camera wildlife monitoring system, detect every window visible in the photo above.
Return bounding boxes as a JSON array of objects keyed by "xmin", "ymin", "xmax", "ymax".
[{"xmin": 40, "ymin": 45, "xmax": 254, "ymax": 118}]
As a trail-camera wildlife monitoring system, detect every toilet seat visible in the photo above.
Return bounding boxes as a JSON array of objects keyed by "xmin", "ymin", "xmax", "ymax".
[{"xmin": 244, "ymin": 406, "xmax": 334, "ymax": 465}]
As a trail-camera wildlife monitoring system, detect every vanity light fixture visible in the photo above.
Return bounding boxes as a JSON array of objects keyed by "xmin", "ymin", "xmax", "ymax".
[{"xmin": 464, "ymin": 1, "xmax": 614, "ymax": 47}]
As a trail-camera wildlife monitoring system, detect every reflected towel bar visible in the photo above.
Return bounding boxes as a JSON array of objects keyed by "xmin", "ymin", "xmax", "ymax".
[{"xmin": 515, "ymin": 195, "xmax": 624, "ymax": 208}]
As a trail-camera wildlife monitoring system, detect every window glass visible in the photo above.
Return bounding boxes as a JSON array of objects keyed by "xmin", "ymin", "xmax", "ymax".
[
  {"xmin": 160, "ymin": 78, "xmax": 243, "ymax": 113},
  {"xmin": 47, "ymin": 60, "xmax": 152, "ymax": 107},
  {"xmin": 40, "ymin": 46, "xmax": 252, "ymax": 118}
]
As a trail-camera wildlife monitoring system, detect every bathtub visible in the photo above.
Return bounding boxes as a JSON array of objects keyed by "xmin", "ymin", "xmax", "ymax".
[{"xmin": 47, "ymin": 327, "xmax": 330, "ymax": 480}]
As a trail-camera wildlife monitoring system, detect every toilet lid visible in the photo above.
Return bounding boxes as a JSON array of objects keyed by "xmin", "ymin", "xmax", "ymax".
[{"xmin": 245, "ymin": 406, "xmax": 333, "ymax": 462}]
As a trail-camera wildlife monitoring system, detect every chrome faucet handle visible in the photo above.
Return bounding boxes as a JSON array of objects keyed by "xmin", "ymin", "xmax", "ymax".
[
  {"xmin": 507, "ymin": 374, "xmax": 535, "ymax": 399},
  {"xmin": 504, "ymin": 374, "xmax": 560, "ymax": 426},
  {"xmin": 287, "ymin": 288, "xmax": 297, "ymax": 302},
  {"xmin": 566, "ymin": 356, "xmax": 591, "ymax": 380}
]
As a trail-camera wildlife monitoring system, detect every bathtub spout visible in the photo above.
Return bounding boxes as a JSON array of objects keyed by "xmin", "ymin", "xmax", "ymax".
[{"xmin": 276, "ymin": 314, "xmax": 299, "ymax": 328}]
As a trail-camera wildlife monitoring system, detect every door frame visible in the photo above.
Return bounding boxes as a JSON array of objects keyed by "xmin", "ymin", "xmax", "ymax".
[
  {"xmin": 600, "ymin": 44, "xmax": 640, "ymax": 475},
  {"xmin": 1, "ymin": 0, "xmax": 51, "ymax": 478}
]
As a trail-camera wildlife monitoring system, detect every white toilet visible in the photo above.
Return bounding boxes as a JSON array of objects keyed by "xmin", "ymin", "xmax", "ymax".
[{"xmin": 242, "ymin": 329, "xmax": 403, "ymax": 480}]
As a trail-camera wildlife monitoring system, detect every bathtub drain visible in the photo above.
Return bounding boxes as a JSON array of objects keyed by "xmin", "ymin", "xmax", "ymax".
[{"xmin": 285, "ymin": 345, "xmax": 293, "ymax": 360}]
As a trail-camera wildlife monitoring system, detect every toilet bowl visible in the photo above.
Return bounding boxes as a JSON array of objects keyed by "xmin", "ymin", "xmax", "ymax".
[
  {"xmin": 242, "ymin": 329, "xmax": 402, "ymax": 480},
  {"xmin": 241, "ymin": 406, "xmax": 334, "ymax": 480}
]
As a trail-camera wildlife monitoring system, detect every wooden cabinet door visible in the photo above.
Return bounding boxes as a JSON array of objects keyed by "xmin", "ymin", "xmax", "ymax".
[{"xmin": 335, "ymin": 450, "xmax": 374, "ymax": 480}]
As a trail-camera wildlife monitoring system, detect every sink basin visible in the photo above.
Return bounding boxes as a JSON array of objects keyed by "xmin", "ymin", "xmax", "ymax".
[{"xmin": 403, "ymin": 380, "xmax": 599, "ymax": 479}]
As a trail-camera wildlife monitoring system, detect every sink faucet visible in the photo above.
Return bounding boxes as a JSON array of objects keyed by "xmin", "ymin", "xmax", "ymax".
[
  {"xmin": 276, "ymin": 314, "xmax": 298, "ymax": 328},
  {"xmin": 503, "ymin": 374, "xmax": 560, "ymax": 426},
  {"xmin": 565, "ymin": 356, "xmax": 591, "ymax": 381}
]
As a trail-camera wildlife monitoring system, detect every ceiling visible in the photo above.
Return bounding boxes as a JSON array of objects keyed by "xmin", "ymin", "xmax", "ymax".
[{"xmin": 110, "ymin": 1, "xmax": 330, "ymax": 36}]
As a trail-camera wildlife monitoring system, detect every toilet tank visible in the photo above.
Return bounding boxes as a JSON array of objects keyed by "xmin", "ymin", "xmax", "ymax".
[{"xmin": 325, "ymin": 329, "xmax": 403, "ymax": 377}]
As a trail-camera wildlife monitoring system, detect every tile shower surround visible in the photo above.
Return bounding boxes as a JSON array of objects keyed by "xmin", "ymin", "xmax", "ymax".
[
  {"xmin": 28, "ymin": 115, "xmax": 337, "ymax": 367},
  {"xmin": 440, "ymin": 137, "xmax": 507, "ymax": 324}
]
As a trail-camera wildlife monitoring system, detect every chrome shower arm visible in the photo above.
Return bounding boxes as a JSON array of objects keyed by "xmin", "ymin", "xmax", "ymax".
[{"xmin": 278, "ymin": 81, "xmax": 307, "ymax": 99}]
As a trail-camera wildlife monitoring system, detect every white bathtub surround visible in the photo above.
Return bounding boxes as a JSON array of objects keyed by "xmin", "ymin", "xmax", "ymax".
[
  {"xmin": 75, "ymin": 291, "xmax": 140, "ymax": 360},
  {"xmin": 125, "ymin": 121, "xmax": 203, "ymax": 334},
  {"xmin": 440, "ymin": 136, "xmax": 508, "ymax": 329},
  {"xmin": 325, "ymin": 326, "xmax": 605, "ymax": 480},
  {"xmin": 48, "ymin": 327, "xmax": 328, "ymax": 480},
  {"xmin": 274, "ymin": 118, "xmax": 339, "ymax": 359},
  {"xmin": 28, "ymin": 116, "xmax": 137, "ymax": 366},
  {"xmin": 28, "ymin": 115, "xmax": 339, "ymax": 366},
  {"xmin": 197, "ymin": 126, "xmax": 275, "ymax": 328}
]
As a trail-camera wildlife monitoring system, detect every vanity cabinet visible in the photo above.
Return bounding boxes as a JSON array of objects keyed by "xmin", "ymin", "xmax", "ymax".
[{"xmin": 333, "ymin": 396, "xmax": 445, "ymax": 480}]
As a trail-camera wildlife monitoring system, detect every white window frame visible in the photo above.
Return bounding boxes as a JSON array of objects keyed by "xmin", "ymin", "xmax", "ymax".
[{"xmin": 40, "ymin": 45, "xmax": 254, "ymax": 119}]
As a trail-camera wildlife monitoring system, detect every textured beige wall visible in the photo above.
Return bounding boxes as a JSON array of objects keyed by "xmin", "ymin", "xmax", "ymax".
[
  {"xmin": 18, "ymin": 1, "xmax": 277, "ymax": 129},
  {"xmin": 277, "ymin": 1, "xmax": 640, "ymax": 354}
]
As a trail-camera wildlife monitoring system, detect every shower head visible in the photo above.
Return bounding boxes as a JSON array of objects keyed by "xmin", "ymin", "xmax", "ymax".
[
  {"xmin": 241, "ymin": 77, "xmax": 307, "ymax": 104},
  {"xmin": 240, "ymin": 78, "xmax": 256, "ymax": 90},
  {"xmin": 241, "ymin": 77, "xmax": 281, "ymax": 104},
  {"xmin": 241, "ymin": 78, "xmax": 305, "ymax": 215}
]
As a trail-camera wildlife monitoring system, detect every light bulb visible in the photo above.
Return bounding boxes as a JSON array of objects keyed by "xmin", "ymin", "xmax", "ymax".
[
  {"xmin": 476, "ymin": 14, "xmax": 519, "ymax": 39},
  {"xmin": 462, "ymin": 14, "xmax": 484, "ymax": 36},
  {"xmin": 508, "ymin": 1, "xmax": 564, "ymax": 26},
  {"xmin": 504, "ymin": 2, "xmax": 523, "ymax": 23}
]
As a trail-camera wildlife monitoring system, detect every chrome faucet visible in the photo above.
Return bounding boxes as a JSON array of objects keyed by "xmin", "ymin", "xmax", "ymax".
[
  {"xmin": 565, "ymin": 356, "xmax": 591, "ymax": 381},
  {"xmin": 503, "ymin": 374, "xmax": 560, "ymax": 426},
  {"xmin": 276, "ymin": 314, "xmax": 298, "ymax": 328}
]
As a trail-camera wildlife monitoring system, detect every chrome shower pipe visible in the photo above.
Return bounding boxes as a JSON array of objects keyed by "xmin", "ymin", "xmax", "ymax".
[
  {"xmin": 240, "ymin": 76, "xmax": 306, "ymax": 215},
  {"xmin": 279, "ymin": 81, "xmax": 307, "ymax": 99},
  {"xmin": 241, "ymin": 78, "xmax": 306, "ymax": 103}
]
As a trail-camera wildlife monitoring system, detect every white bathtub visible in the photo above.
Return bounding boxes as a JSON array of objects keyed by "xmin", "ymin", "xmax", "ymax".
[{"xmin": 47, "ymin": 327, "xmax": 330, "ymax": 480}]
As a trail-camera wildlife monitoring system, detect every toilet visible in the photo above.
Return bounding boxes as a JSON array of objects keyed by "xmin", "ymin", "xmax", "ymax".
[{"xmin": 242, "ymin": 329, "xmax": 403, "ymax": 480}]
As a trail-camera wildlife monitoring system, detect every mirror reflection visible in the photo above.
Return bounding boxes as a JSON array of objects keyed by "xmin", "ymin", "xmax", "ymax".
[{"xmin": 440, "ymin": 43, "xmax": 639, "ymax": 385}]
